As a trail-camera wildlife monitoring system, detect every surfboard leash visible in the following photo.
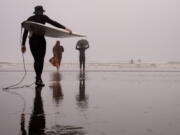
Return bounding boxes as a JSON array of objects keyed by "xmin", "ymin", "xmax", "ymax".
[{"xmin": 2, "ymin": 26, "xmax": 35, "ymax": 90}]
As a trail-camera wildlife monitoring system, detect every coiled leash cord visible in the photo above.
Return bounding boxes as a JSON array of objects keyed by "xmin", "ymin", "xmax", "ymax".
[{"xmin": 2, "ymin": 26, "xmax": 35, "ymax": 90}]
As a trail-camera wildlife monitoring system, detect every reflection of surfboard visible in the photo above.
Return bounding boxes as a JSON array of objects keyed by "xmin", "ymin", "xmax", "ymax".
[{"xmin": 22, "ymin": 21, "xmax": 85, "ymax": 38}]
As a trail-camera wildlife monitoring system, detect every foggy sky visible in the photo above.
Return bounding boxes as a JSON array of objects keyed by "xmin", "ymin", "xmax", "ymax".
[{"xmin": 0, "ymin": 0, "xmax": 179, "ymax": 63}]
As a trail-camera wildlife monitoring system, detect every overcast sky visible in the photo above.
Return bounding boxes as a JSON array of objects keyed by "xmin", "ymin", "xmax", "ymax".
[{"xmin": 0, "ymin": 0, "xmax": 179, "ymax": 63}]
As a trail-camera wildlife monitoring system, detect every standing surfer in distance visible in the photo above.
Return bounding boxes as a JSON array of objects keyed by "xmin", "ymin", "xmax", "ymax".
[
  {"xmin": 76, "ymin": 39, "xmax": 89, "ymax": 72},
  {"xmin": 21, "ymin": 5, "xmax": 72, "ymax": 86}
]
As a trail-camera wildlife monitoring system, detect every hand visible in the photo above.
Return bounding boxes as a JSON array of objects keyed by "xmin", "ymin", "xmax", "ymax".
[
  {"xmin": 65, "ymin": 28, "xmax": 72, "ymax": 34},
  {"xmin": 21, "ymin": 45, "xmax": 26, "ymax": 54}
]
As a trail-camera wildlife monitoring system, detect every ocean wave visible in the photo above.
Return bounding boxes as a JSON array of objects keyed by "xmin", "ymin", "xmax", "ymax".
[{"xmin": 0, "ymin": 62, "xmax": 180, "ymax": 72}]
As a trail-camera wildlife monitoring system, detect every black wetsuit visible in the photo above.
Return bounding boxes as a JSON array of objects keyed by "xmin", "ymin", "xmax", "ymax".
[
  {"xmin": 22, "ymin": 14, "xmax": 66, "ymax": 80},
  {"xmin": 76, "ymin": 45, "xmax": 89, "ymax": 71}
]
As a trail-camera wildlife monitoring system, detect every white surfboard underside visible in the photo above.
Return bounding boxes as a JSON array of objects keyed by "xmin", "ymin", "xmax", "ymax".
[{"xmin": 23, "ymin": 21, "xmax": 85, "ymax": 38}]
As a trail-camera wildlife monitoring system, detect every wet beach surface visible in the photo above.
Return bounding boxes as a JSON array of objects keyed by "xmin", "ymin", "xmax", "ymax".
[{"xmin": 1, "ymin": 70, "xmax": 180, "ymax": 135}]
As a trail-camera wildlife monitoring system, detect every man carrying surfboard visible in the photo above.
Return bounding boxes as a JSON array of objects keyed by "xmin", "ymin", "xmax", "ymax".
[{"xmin": 21, "ymin": 5, "xmax": 72, "ymax": 86}]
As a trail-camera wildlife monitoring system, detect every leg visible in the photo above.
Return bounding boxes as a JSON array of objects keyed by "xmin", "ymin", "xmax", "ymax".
[
  {"xmin": 56, "ymin": 63, "xmax": 60, "ymax": 71},
  {"xmin": 82, "ymin": 56, "xmax": 85, "ymax": 72},
  {"xmin": 54, "ymin": 57, "xmax": 59, "ymax": 71},
  {"xmin": 58, "ymin": 56, "xmax": 62, "ymax": 71},
  {"xmin": 34, "ymin": 57, "xmax": 45, "ymax": 80},
  {"xmin": 79, "ymin": 56, "xmax": 83, "ymax": 72},
  {"xmin": 29, "ymin": 36, "xmax": 46, "ymax": 86},
  {"xmin": 57, "ymin": 58, "xmax": 62, "ymax": 71}
]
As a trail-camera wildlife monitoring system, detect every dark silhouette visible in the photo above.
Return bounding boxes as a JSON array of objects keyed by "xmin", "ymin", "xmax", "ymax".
[
  {"xmin": 21, "ymin": 5, "xmax": 72, "ymax": 86},
  {"xmin": 49, "ymin": 72, "xmax": 64, "ymax": 105},
  {"xmin": 21, "ymin": 86, "xmax": 45, "ymax": 135},
  {"xmin": 50, "ymin": 82, "xmax": 63, "ymax": 105},
  {"xmin": 29, "ymin": 86, "xmax": 45, "ymax": 135},
  {"xmin": 76, "ymin": 72, "xmax": 88, "ymax": 109},
  {"xmin": 21, "ymin": 113, "xmax": 27, "ymax": 135},
  {"xmin": 76, "ymin": 39, "xmax": 89, "ymax": 72}
]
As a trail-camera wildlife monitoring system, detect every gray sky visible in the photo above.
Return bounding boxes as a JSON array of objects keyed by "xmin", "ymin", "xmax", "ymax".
[{"xmin": 0, "ymin": 0, "xmax": 179, "ymax": 63}]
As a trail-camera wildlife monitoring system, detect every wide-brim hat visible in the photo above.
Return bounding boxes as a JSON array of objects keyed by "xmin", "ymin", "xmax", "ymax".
[{"xmin": 34, "ymin": 5, "xmax": 45, "ymax": 13}]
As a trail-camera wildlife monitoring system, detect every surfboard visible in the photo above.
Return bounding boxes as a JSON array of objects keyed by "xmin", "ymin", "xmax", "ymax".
[
  {"xmin": 76, "ymin": 39, "xmax": 89, "ymax": 48},
  {"xmin": 22, "ymin": 21, "xmax": 85, "ymax": 38}
]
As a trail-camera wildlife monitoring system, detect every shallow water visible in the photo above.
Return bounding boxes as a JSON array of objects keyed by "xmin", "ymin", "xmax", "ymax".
[{"xmin": 1, "ymin": 71, "xmax": 180, "ymax": 135}]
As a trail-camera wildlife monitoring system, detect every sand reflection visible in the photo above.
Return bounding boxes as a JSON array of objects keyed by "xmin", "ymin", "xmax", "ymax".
[
  {"xmin": 76, "ymin": 72, "xmax": 88, "ymax": 109},
  {"xmin": 49, "ymin": 72, "xmax": 64, "ymax": 106},
  {"xmin": 21, "ymin": 86, "xmax": 45, "ymax": 135}
]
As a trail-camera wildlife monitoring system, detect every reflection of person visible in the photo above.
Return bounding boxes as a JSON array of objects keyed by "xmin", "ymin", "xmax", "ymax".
[
  {"xmin": 29, "ymin": 86, "xmax": 45, "ymax": 135},
  {"xmin": 76, "ymin": 39, "xmax": 89, "ymax": 72},
  {"xmin": 21, "ymin": 5, "xmax": 72, "ymax": 86},
  {"xmin": 49, "ymin": 72, "xmax": 63, "ymax": 105},
  {"xmin": 21, "ymin": 113, "xmax": 27, "ymax": 135},
  {"xmin": 79, "ymin": 79, "xmax": 86, "ymax": 101},
  {"xmin": 49, "ymin": 41, "xmax": 64, "ymax": 71},
  {"xmin": 20, "ymin": 86, "xmax": 45, "ymax": 135},
  {"xmin": 49, "ymin": 82, "xmax": 63, "ymax": 105},
  {"xmin": 76, "ymin": 73, "xmax": 88, "ymax": 109}
]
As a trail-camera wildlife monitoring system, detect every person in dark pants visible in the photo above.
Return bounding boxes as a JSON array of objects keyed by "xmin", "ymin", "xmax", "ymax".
[
  {"xmin": 76, "ymin": 39, "xmax": 89, "ymax": 72},
  {"xmin": 21, "ymin": 5, "xmax": 72, "ymax": 86}
]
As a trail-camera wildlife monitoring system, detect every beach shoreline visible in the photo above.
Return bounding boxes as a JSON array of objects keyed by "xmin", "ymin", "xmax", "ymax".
[{"xmin": 1, "ymin": 62, "xmax": 180, "ymax": 72}]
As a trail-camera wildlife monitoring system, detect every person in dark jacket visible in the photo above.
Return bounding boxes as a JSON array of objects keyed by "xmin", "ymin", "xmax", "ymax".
[{"xmin": 21, "ymin": 5, "xmax": 72, "ymax": 86}]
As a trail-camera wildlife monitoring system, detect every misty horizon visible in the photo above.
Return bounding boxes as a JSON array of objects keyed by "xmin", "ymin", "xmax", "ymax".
[{"xmin": 0, "ymin": 0, "xmax": 179, "ymax": 63}]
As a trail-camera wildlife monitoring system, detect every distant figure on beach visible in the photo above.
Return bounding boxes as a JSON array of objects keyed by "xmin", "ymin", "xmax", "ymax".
[
  {"xmin": 21, "ymin": 5, "xmax": 72, "ymax": 86},
  {"xmin": 130, "ymin": 59, "xmax": 134, "ymax": 64},
  {"xmin": 49, "ymin": 41, "xmax": 64, "ymax": 71},
  {"xmin": 76, "ymin": 39, "xmax": 89, "ymax": 72}
]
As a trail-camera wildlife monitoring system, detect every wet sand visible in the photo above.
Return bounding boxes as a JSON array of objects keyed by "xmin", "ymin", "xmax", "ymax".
[{"xmin": 1, "ymin": 71, "xmax": 180, "ymax": 135}]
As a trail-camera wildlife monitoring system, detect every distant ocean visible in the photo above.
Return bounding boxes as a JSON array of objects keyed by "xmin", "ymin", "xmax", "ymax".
[{"xmin": 1, "ymin": 62, "xmax": 180, "ymax": 72}]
